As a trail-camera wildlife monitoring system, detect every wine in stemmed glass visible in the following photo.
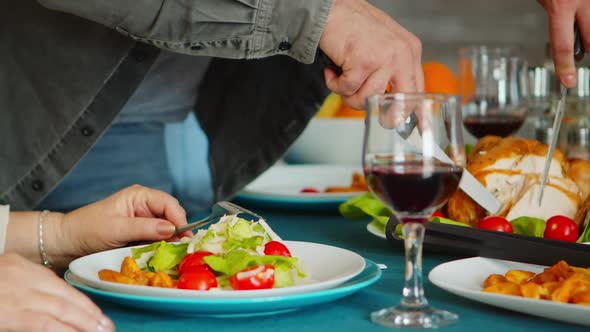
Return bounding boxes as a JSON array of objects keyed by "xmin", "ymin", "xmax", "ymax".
[
  {"xmin": 459, "ymin": 46, "xmax": 528, "ymax": 138},
  {"xmin": 364, "ymin": 93, "xmax": 465, "ymax": 329}
]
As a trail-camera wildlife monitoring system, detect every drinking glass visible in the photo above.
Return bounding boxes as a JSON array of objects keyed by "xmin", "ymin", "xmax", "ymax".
[
  {"xmin": 459, "ymin": 46, "xmax": 529, "ymax": 138},
  {"xmin": 364, "ymin": 93, "xmax": 465, "ymax": 329}
]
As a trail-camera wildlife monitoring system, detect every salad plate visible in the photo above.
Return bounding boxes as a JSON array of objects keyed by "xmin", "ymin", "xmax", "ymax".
[
  {"xmin": 429, "ymin": 257, "xmax": 590, "ymax": 326},
  {"xmin": 68, "ymin": 241, "xmax": 366, "ymax": 299},
  {"xmin": 66, "ymin": 259, "xmax": 381, "ymax": 317},
  {"xmin": 235, "ymin": 164, "xmax": 365, "ymax": 210}
]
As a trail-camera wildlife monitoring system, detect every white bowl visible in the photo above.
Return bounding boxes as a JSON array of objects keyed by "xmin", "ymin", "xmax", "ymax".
[{"xmin": 284, "ymin": 118, "xmax": 364, "ymax": 165}]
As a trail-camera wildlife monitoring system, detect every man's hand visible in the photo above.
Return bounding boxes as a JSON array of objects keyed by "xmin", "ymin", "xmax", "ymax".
[
  {"xmin": 319, "ymin": 0, "xmax": 424, "ymax": 109},
  {"xmin": 537, "ymin": 0, "xmax": 590, "ymax": 87},
  {"xmin": 0, "ymin": 254, "xmax": 114, "ymax": 332}
]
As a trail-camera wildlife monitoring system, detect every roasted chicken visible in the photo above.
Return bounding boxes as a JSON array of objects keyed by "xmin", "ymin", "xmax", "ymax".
[{"xmin": 447, "ymin": 136, "xmax": 590, "ymax": 226}]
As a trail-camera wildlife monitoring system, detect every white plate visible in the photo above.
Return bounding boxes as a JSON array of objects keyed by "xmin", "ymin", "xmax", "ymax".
[
  {"xmin": 235, "ymin": 165, "xmax": 365, "ymax": 210},
  {"xmin": 366, "ymin": 222, "xmax": 386, "ymax": 239},
  {"xmin": 241, "ymin": 164, "xmax": 364, "ymax": 198},
  {"xmin": 69, "ymin": 241, "xmax": 365, "ymax": 299},
  {"xmin": 428, "ymin": 257, "xmax": 590, "ymax": 326}
]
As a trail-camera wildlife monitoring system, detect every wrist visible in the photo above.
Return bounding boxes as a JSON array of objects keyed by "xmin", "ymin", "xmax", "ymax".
[
  {"xmin": 42, "ymin": 211, "xmax": 73, "ymax": 271},
  {"xmin": 319, "ymin": 0, "xmax": 353, "ymax": 60}
]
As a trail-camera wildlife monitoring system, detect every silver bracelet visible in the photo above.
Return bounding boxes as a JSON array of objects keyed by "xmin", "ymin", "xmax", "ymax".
[{"xmin": 38, "ymin": 210, "xmax": 53, "ymax": 269}]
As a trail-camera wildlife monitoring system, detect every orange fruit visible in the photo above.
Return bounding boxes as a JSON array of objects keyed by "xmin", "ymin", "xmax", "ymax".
[
  {"xmin": 422, "ymin": 62, "xmax": 458, "ymax": 95},
  {"xmin": 334, "ymin": 103, "xmax": 365, "ymax": 118},
  {"xmin": 316, "ymin": 93, "xmax": 343, "ymax": 117}
]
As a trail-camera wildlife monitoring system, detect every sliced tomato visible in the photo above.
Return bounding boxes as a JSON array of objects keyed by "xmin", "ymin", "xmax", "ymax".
[
  {"xmin": 176, "ymin": 269, "xmax": 218, "ymax": 290},
  {"xmin": 544, "ymin": 215, "xmax": 578, "ymax": 242},
  {"xmin": 477, "ymin": 216, "xmax": 513, "ymax": 233},
  {"xmin": 229, "ymin": 264, "xmax": 275, "ymax": 290},
  {"xmin": 178, "ymin": 251, "xmax": 214, "ymax": 275},
  {"xmin": 263, "ymin": 241, "xmax": 291, "ymax": 257}
]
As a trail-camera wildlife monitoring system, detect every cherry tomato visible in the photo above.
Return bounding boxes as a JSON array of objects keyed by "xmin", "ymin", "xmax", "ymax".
[
  {"xmin": 544, "ymin": 215, "xmax": 578, "ymax": 242},
  {"xmin": 229, "ymin": 264, "xmax": 275, "ymax": 290},
  {"xmin": 176, "ymin": 269, "xmax": 218, "ymax": 290},
  {"xmin": 431, "ymin": 211, "xmax": 446, "ymax": 219},
  {"xmin": 263, "ymin": 241, "xmax": 291, "ymax": 257},
  {"xmin": 178, "ymin": 251, "xmax": 214, "ymax": 275},
  {"xmin": 477, "ymin": 216, "xmax": 513, "ymax": 233},
  {"xmin": 301, "ymin": 187, "xmax": 320, "ymax": 193}
]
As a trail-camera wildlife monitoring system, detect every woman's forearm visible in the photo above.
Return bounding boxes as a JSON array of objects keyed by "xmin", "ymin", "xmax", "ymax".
[{"xmin": 5, "ymin": 211, "xmax": 70, "ymax": 270}]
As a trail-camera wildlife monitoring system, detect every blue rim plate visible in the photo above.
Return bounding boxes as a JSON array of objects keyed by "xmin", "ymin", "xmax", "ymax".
[
  {"xmin": 235, "ymin": 165, "xmax": 364, "ymax": 211},
  {"xmin": 65, "ymin": 259, "xmax": 381, "ymax": 318}
]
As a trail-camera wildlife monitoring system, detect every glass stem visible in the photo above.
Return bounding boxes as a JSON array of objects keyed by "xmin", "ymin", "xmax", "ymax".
[{"xmin": 401, "ymin": 221, "xmax": 427, "ymax": 308}]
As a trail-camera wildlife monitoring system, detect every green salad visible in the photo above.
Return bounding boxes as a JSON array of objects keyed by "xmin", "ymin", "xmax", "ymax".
[{"xmin": 130, "ymin": 215, "xmax": 305, "ymax": 290}]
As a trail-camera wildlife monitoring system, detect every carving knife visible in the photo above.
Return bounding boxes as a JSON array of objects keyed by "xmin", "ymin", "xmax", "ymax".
[
  {"xmin": 537, "ymin": 23, "xmax": 585, "ymax": 205},
  {"xmin": 401, "ymin": 130, "xmax": 502, "ymax": 214}
]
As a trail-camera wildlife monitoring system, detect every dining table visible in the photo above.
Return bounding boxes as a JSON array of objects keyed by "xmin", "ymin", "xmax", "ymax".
[{"xmin": 93, "ymin": 205, "xmax": 589, "ymax": 331}]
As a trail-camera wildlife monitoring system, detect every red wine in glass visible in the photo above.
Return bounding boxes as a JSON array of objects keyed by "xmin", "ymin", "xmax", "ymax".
[
  {"xmin": 463, "ymin": 114, "xmax": 525, "ymax": 138},
  {"xmin": 365, "ymin": 159, "xmax": 463, "ymax": 224}
]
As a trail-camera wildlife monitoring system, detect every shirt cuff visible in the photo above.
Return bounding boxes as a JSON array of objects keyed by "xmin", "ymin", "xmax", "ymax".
[
  {"xmin": 0, "ymin": 205, "xmax": 9, "ymax": 254},
  {"xmin": 251, "ymin": 0, "xmax": 334, "ymax": 64}
]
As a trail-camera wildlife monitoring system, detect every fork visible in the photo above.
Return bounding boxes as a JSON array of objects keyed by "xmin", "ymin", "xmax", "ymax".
[{"xmin": 174, "ymin": 201, "xmax": 265, "ymax": 235}]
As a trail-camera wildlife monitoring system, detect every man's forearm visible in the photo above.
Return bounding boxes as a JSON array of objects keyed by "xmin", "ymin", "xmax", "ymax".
[{"xmin": 37, "ymin": 0, "xmax": 333, "ymax": 63}]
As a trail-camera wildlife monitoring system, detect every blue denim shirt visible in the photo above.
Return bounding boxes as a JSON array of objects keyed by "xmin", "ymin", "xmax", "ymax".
[{"xmin": 0, "ymin": 1, "xmax": 331, "ymax": 209}]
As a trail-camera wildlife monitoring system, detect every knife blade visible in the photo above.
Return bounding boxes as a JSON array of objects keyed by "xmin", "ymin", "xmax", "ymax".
[
  {"xmin": 537, "ymin": 22, "xmax": 584, "ymax": 205},
  {"xmin": 537, "ymin": 84, "xmax": 566, "ymax": 205},
  {"xmin": 403, "ymin": 130, "xmax": 502, "ymax": 214}
]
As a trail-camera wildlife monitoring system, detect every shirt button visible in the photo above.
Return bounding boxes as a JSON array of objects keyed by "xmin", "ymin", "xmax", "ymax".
[
  {"xmin": 81, "ymin": 126, "xmax": 94, "ymax": 137},
  {"xmin": 278, "ymin": 41, "xmax": 292, "ymax": 51},
  {"xmin": 32, "ymin": 180, "xmax": 44, "ymax": 192},
  {"xmin": 130, "ymin": 48, "xmax": 147, "ymax": 62}
]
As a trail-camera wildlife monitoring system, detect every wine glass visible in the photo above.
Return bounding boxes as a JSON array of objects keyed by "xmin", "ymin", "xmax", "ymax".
[
  {"xmin": 364, "ymin": 93, "xmax": 465, "ymax": 329},
  {"xmin": 459, "ymin": 46, "xmax": 529, "ymax": 138}
]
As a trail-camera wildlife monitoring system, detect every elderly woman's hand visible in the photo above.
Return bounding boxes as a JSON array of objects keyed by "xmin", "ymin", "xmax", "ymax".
[
  {"xmin": 0, "ymin": 253, "xmax": 114, "ymax": 332},
  {"xmin": 44, "ymin": 185, "xmax": 191, "ymax": 270}
]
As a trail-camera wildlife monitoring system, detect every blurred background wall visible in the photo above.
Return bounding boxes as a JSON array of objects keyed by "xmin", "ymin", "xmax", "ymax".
[{"xmin": 370, "ymin": 0, "xmax": 590, "ymax": 70}]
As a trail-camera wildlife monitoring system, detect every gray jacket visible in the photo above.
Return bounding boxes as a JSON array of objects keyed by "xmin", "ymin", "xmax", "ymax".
[{"xmin": 0, "ymin": 1, "xmax": 332, "ymax": 209}]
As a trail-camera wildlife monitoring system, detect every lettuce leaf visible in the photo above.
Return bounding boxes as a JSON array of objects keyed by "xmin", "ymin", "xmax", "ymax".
[
  {"xmin": 394, "ymin": 216, "xmax": 469, "ymax": 237},
  {"xmin": 223, "ymin": 218, "xmax": 265, "ymax": 251},
  {"xmin": 273, "ymin": 262, "xmax": 295, "ymax": 288},
  {"xmin": 149, "ymin": 242, "xmax": 188, "ymax": 272},
  {"xmin": 510, "ymin": 216, "xmax": 546, "ymax": 237},
  {"xmin": 431, "ymin": 216, "xmax": 470, "ymax": 227},
  {"xmin": 577, "ymin": 213, "xmax": 590, "ymax": 243},
  {"xmin": 339, "ymin": 193, "xmax": 392, "ymax": 220},
  {"xmin": 131, "ymin": 241, "xmax": 188, "ymax": 272}
]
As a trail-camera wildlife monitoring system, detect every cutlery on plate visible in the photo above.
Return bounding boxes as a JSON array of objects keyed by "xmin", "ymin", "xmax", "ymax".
[
  {"xmin": 175, "ymin": 201, "xmax": 264, "ymax": 235},
  {"xmin": 538, "ymin": 22, "xmax": 585, "ymax": 205}
]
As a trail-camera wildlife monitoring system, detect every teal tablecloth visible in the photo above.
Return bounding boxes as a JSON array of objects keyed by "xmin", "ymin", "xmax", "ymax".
[{"xmin": 96, "ymin": 210, "xmax": 587, "ymax": 331}]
